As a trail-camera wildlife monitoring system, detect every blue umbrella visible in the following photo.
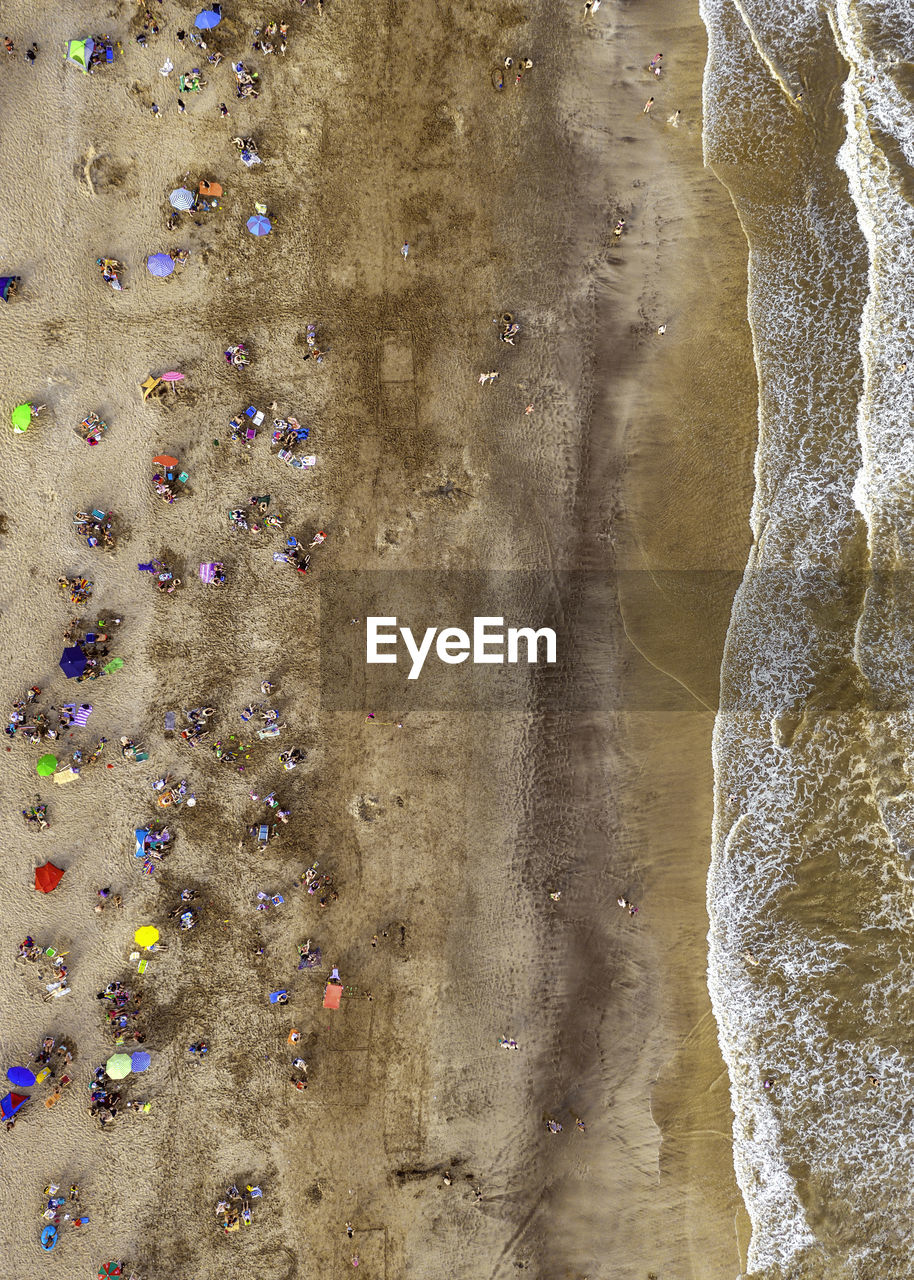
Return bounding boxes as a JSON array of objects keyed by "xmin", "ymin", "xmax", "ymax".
[
  {"xmin": 147, "ymin": 253, "xmax": 174, "ymax": 278},
  {"xmin": 6, "ymin": 1066, "xmax": 36, "ymax": 1088},
  {"xmin": 246, "ymin": 215, "xmax": 271, "ymax": 237},
  {"xmin": 59, "ymin": 645, "xmax": 87, "ymax": 679},
  {"xmin": 195, "ymin": 8, "xmax": 222, "ymax": 29},
  {"xmin": 169, "ymin": 187, "xmax": 195, "ymax": 211},
  {"xmin": 131, "ymin": 1051, "xmax": 151, "ymax": 1073}
]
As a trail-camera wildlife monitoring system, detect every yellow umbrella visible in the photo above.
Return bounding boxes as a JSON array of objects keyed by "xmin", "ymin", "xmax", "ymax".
[{"xmin": 134, "ymin": 925, "xmax": 160, "ymax": 949}]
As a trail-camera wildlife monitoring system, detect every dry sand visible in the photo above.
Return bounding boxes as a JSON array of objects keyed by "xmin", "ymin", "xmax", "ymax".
[{"xmin": 0, "ymin": 0, "xmax": 757, "ymax": 1276}]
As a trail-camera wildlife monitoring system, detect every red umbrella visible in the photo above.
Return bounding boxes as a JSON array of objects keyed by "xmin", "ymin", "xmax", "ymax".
[
  {"xmin": 152, "ymin": 455, "xmax": 179, "ymax": 467},
  {"xmin": 35, "ymin": 862, "xmax": 65, "ymax": 894}
]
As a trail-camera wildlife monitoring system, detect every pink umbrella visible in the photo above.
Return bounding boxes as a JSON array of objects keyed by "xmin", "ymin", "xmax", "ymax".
[{"xmin": 160, "ymin": 372, "xmax": 185, "ymax": 382}]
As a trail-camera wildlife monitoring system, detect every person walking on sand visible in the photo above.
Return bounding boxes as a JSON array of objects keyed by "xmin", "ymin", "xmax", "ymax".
[
  {"xmin": 667, "ymin": 109, "xmax": 681, "ymax": 127},
  {"xmin": 401, "ymin": 242, "xmax": 409, "ymax": 259},
  {"xmin": 643, "ymin": 97, "xmax": 654, "ymax": 114}
]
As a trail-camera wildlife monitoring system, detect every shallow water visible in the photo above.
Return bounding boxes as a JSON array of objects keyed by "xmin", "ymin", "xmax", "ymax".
[{"xmin": 700, "ymin": 1, "xmax": 914, "ymax": 1276}]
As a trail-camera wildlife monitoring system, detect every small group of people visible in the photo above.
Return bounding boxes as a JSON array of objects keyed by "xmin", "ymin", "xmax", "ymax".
[
  {"xmin": 225, "ymin": 341, "xmax": 251, "ymax": 368},
  {"xmin": 76, "ymin": 410, "xmax": 108, "ymax": 446},
  {"xmin": 21, "ymin": 800, "xmax": 49, "ymax": 830},
  {"xmin": 40, "ymin": 1181, "xmax": 87, "ymax": 1231},
  {"xmin": 231, "ymin": 61, "xmax": 260, "ymax": 98},
  {"xmin": 300, "ymin": 860, "xmax": 338, "ymax": 906},
  {"xmin": 215, "ymin": 1182, "xmax": 262, "ymax": 1232},
  {"xmin": 57, "ymin": 575, "xmax": 93, "ymax": 605},
  {"xmin": 73, "ymin": 508, "xmax": 116, "ymax": 552},
  {"xmin": 252, "ymin": 20, "xmax": 289, "ymax": 54},
  {"xmin": 4, "ymin": 687, "xmax": 66, "ymax": 743}
]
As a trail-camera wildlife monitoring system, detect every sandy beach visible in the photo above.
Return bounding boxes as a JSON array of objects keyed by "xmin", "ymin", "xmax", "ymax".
[{"xmin": 0, "ymin": 0, "xmax": 757, "ymax": 1276}]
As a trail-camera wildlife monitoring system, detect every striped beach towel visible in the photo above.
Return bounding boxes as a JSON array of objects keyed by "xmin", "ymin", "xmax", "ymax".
[{"xmin": 73, "ymin": 704, "xmax": 93, "ymax": 726}]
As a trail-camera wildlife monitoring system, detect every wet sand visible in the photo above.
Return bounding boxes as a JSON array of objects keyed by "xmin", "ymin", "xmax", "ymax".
[{"xmin": 0, "ymin": 0, "xmax": 755, "ymax": 1276}]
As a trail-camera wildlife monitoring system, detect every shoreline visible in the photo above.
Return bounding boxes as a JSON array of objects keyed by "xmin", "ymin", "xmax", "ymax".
[{"xmin": 0, "ymin": 0, "xmax": 757, "ymax": 1276}]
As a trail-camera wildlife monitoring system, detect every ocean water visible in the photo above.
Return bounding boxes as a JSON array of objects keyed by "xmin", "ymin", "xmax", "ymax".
[{"xmin": 699, "ymin": 1, "xmax": 914, "ymax": 1276}]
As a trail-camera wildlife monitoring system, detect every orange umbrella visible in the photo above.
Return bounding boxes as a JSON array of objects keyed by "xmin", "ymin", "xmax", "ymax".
[
  {"xmin": 35, "ymin": 862, "xmax": 65, "ymax": 893},
  {"xmin": 153, "ymin": 455, "xmax": 179, "ymax": 467}
]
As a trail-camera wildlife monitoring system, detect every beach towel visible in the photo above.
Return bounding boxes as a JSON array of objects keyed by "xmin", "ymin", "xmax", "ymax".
[{"xmin": 72, "ymin": 704, "xmax": 93, "ymax": 726}]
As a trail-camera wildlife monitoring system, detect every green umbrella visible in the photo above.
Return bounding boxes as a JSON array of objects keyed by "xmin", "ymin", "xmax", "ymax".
[
  {"xmin": 105, "ymin": 1054, "xmax": 132, "ymax": 1081},
  {"xmin": 11, "ymin": 403, "xmax": 31, "ymax": 433},
  {"xmin": 36, "ymin": 754, "xmax": 58, "ymax": 777}
]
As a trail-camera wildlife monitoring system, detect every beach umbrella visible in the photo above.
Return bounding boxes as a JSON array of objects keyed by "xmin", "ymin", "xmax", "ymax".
[
  {"xmin": 194, "ymin": 8, "xmax": 222, "ymax": 29},
  {"xmin": 105, "ymin": 1054, "xmax": 132, "ymax": 1081},
  {"xmin": 134, "ymin": 925, "xmax": 159, "ymax": 948},
  {"xmin": 146, "ymin": 253, "xmax": 174, "ymax": 278},
  {"xmin": 98, "ymin": 1265, "xmax": 123, "ymax": 1278},
  {"xmin": 36, "ymin": 754, "xmax": 58, "ymax": 777},
  {"xmin": 169, "ymin": 187, "xmax": 195, "ymax": 211},
  {"xmin": 35, "ymin": 862, "xmax": 65, "ymax": 894},
  {"xmin": 59, "ymin": 645, "xmax": 87, "ymax": 679},
  {"xmin": 0, "ymin": 1091, "xmax": 29, "ymax": 1118},
  {"xmin": 131, "ymin": 1051, "xmax": 151, "ymax": 1073},
  {"xmin": 6, "ymin": 1066, "xmax": 35, "ymax": 1088},
  {"xmin": 161, "ymin": 371, "xmax": 184, "ymax": 383},
  {"xmin": 246, "ymin": 215, "xmax": 271, "ymax": 237},
  {"xmin": 11, "ymin": 403, "xmax": 31, "ymax": 433},
  {"xmin": 153, "ymin": 455, "xmax": 179, "ymax": 467}
]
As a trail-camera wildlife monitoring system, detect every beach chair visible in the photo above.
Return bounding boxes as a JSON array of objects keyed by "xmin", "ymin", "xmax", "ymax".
[{"xmin": 256, "ymin": 823, "xmax": 270, "ymax": 843}]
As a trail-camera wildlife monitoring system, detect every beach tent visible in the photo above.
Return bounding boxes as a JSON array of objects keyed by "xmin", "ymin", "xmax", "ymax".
[
  {"xmin": 59, "ymin": 645, "xmax": 87, "ymax": 678},
  {"xmin": 0, "ymin": 277, "xmax": 20, "ymax": 301},
  {"xmin": 323, "ymin": 982, "xmax": 343, "ymax": 1010},
  {"xmin": 105, "ymin": 1054, "xmax": 132, "ymax": 1080},
  {"xmin": 35, "ymin": 862, "xmax": 65, "ymax": 894},
  {"xmin": 0, "ymin": 1091, "xmax": 29, "ymax": 1118},
  {"xmin": 65, "ymin": 38, "xmax": 95, "ymax": 73},
  {"xmin": 6, "ymin": 1066, "xmax": 36, "ymax": 1088},
  {"xmin": 135, "ymin": 828, "xmax": 150, "ymax": 857},
  {"xmin": 11, "ymin": 403, "xmax": 32, "ymax": 433},
  {"xmin": 36, "ymin": 754, "xmax": 58, "ymax": 777},
  {"xmin": 102, "ymin": 657, "xmax": 124, "ymax": 675}
]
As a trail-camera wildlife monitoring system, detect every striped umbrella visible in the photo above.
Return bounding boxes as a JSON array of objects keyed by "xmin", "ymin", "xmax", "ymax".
[
  {"xmin": 147, "ymin": 253, "xmax": 174, "ymax": 278},
  {"xmin": 246, "ymin": 215, "xmax": 271, "ymax": 237},
  {"xmin": 169, "ymin": 187, "xmax": 195, "ymax": 211}
]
